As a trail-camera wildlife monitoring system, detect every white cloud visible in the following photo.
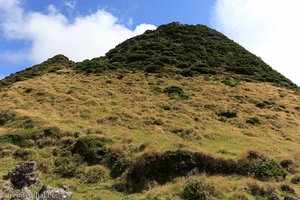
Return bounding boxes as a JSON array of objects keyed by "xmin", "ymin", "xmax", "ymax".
[
  {"xmin": 212, "ymin": 0, "xmax": 300, "ymax": 86},
  {"xmin": 0, "ymin": 0, "xmax": 156, "ymax": 63}
]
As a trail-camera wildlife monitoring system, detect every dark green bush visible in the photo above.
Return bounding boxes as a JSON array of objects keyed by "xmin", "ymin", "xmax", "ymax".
[
  {"xmin": 106, "ymin": 152, "xmax": 131, "ymax": 178},
  {"xmin": 13, "ymin": 149, "xmax": 33, "ymax": 160},
  {"xmin": 256, "ymin": 102, "xmax": 268, "ymax": 109},
  {"xmin": 256, "ymin": 159, "xmax": 287, "ymax": 181},
  {"xmin": 163, "ymin": 86, "xmax": 189, "ymax": 99},
  {"xmin": 43, "ymin": 127, "xmax": 62, "ymax": 139},
  {"xmin": 0, "ymin": 129, "xmax": 40, "ymax": 147},
  {"xmin": 217, "ymin": 111, "xmax": 237, "ymax": 118},
  {"xmin": 222, "ymin": 79, "xmax": 237, "ymax": 87},
  {"xmin": 54, "ymin": 156, "xmax": 80, "ymax": 178},
  {"xmin": 181, "ymin": 69, "xmax": 195, "ymax": 77},
  {"xmin": 71, "ymin": 136, "xmax": 109, "ymax": 165},
  {"xmin": 24, "ymin": 88, "xmax": 32, "ymax": 93},
  {"xmin": 144, "ymin": 65, "xmax": 162, "ymax": 73},
  {"xmin": 182, "ymin": 181, "xmax": 216, "ymax": 200}
]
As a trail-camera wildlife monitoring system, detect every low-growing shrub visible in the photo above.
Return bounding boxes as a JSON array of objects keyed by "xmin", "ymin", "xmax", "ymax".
[
  {"xmin": 80, "ymin": 166, "xmax": 108, "ymax": 184},
  {"xmin": 217, "ymin": 111, "xmax": 237, "ymax": 118},
  {"xmin": 71, "ymin": 136, "xmax": 109, "ymax": 165},
  {"xmin": 248, "ymin": 182, "xmax": 275, "ymax": 197},
  {"xmin": 13, "ymin": 149, "xmax": 33, "ymax": 160},
  {"xmin": 222, "ymin": 79, "xmax": 237, "ymax": 87},
  {"xmin": 144, "ymin": 65, "xmax": 162, "ymax": 73},
  {"xmin": 280, "ymin": 184, "xmax": 295, "ymax": 194},
  {"xmin": 0, "ymin": 110, "xmax": 16, "ymax": 126},
  {"xmin": 105, "ymin": 151, "xmax": 132, "ymax": 178},
  {"xmin": 246, "ymin": 117, "xmax": 261, "ymax": 125},
  {"xmin": 0, "ymin": 129, "xmax": 40, "ymax": 147},
  {"xmin": 256, "ymin": 102, "xmax": 268, "ymax": 109},
  {"xmin": 54, "ymin": 156, "xmax": 80, "ymax": 178},
  {"xmin": 256, "ymin": 159, "xmax": 287, "ymax": 181},
  {"xmin": 163, "ymin": 86, "xmax": 189, "ymax": 99},
  {"xmin": 291, "ymin": 176, "xmax": 300, "ymax": 184},
  {"xmin": 43, "ymin": 127, "xmax": 62, "ymax": 139},
  {"xmin": 182, "ymin": 181, "xmax": 216, "ymax": 200}
]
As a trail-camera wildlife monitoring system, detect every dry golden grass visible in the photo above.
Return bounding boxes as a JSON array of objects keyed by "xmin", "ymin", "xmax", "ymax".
[{"xmin": 0, "ymin": 70, "xmax": 299, "ymax": 199}]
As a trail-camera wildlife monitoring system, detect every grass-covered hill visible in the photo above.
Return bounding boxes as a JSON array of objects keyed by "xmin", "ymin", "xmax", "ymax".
[{"xmin": 0, "ymin": 23, "xmax": 299, "ymax": 200}]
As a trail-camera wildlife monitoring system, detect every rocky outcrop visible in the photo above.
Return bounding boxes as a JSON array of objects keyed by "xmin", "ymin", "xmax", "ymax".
[
  {"xmin": 38, "ymin": 185, "xmax": 72, "ymax": 200},
  {"xmin": 10, "ymin": 187, "xmax": 34, "ymax": 200},
  {"xmin": 9, "ymin": 161, "xmax": 39, "ymax": 189}
]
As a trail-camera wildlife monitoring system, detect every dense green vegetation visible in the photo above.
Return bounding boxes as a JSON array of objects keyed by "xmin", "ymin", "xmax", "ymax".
[
  {"xmin": 0, "ymin": 55, "xmax": 74, "ymax": 87},
  {"xmin": 1, "ymin": 22, "xmax": 298, "ymax": 90}
]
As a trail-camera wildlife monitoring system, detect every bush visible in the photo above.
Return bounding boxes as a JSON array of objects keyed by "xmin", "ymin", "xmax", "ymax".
[
  {"xmin": 43, "ymin": 127, "xmax": 62, "ymax": 139},
  {"xmin": 105, "ymin": 152, "xmax": 131, "ymax": 178},
  {"xmin": 256, "ymin": 159, "xmax": 287, "ymax": 181},
  {"xmin": 256, "ymin": 102, "xmax": 268, "ymax": 109},
  {"xmin": 182, "ymin": 181, "xmax": 216, "ymax": 200},
  {"xmin": 54, "ymin": 156, "xmax": 80, "ymax": 178},
  {"xmin": 0, "ymin": 110, "xmax": 16, "ymax": 126},
  {"xmin": 0, "ymin": 129, "xmax": 40, "ymax": 147},
  {"xmin": 222, "ymin": 79, "xmax": 237, "ymax": 87},
  {"xmin": 80, "ymin": 166, "xmax": 108, "ymax": 184},
  {"xmin": 180, "ymin": 69, "xmax": 194, "ymax": 77},
  {"xmin": 280, "ymin": 184, "xmax": 295, "ymax": 194},
  {"xmin": 246, "ymin": 117, "xmax": 261, "ymax": 125},
  {"xmin": 217, "ymin": 111, "xmax": 237, "ymax": 118},
  {"xmin": 163, "ymin": 86, "xmax": 189, "ymax": 99},
  {"xmin": 248, "ymin": 183, "xmax": 275, "ymax": 197},
  {"xmin": 144, "ymin": 65, "xmax": 162, "ymax": 73},
  {"xmin": 71, "ymin": 136, "xmax": 109, "ymax": 165},
  {"xmin": 13, "ymin": 149, "xmax": 33, "ymax": 160},
  {"xmin": 291, "ymin": 176, "xmax": 300, "ymax": 184}
]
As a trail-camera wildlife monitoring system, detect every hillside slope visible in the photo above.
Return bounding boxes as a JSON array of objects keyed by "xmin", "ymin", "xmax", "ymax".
[{"xmin": 0, "ymin": 23, "xmax": 299, "ymax": 199}]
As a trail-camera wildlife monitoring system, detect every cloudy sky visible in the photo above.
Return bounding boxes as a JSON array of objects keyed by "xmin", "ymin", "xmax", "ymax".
[{"xmin": 0, "ymin": 0, "xmax": 299, "ymax": 86}]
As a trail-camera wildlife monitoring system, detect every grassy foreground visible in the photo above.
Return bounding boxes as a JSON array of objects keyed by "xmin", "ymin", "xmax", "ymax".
[{"xmin": 0, "ymin": 68, "xmax": 299, "ymax": 199}]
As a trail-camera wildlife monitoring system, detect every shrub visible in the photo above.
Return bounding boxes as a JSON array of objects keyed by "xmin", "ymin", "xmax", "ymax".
[
  {"xmin": 106, "ymin": 152, "xmax": 131, "ymax": 178},
  {"xmin": 0, "ymin": 129, "xmax": 40, "ymax": 147},
  {"xmin": 54, "ymin": 156, "xmax": 80, "ymax": 178},
  {"xmin": 13, "ymin": 149, "xmax": 33, "ymax": 160},
  {"xmin": 291, "ymin": 176, "xmax": 300, "ymax": 184},
  {"xmin": 80, "ymin": 166, "xmax": 108, "ymax": 184},
  {"xmin": 71, "ymin": 136, "xmax": 109, "ymax": 165},
  {"xmin": 256, "ymin": 102, "xmax": 268, "ymax": 109},
  {"xmin": 144, "ymin": 65, "xmax": 162, "ymax": 73},
  {"xmin": 280, "ymin": 184, "xmax": 295, "ymax": 194},
  {"xmin": 217, "ymin": 111, "xmax": 237, "ymax": 118},
  {"xmin": 163, "ymin": 86, "xmax": 189, "ymax": 99},
  {"xmin": 248, "ymin": 183, "xmax": 275, "ymax": 197},
  {"xmin": 182, "ymin": 181, "xmax": 216, "ymax": 200},
  {"xmin": 222, "ymin": 79, "xmax": 237, "ymax": 87},
  {"xmin": 180, "ymin": 69, "xmax": 194, "ymax": 77},
  {"xmin": 24, "ymin": 88, "xmax": 32, "ymax": 93},
  {"xmin": 246, "ymin": 117, "xmax": 261, "ymax": 125},
  {"xmin": 256, "ymin": 159, "xmax": 287, "ymax": 181},
  {"xmin": 0, "ymin": 110, "xmax": 16, "ymax": 126},
  {"xmin": 43, "ymin": 127, "xmax": 62, "ymax": 139}
]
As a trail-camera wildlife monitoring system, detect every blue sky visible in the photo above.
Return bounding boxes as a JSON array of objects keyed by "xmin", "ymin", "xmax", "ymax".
[{"xmin": 0, "ymin": 0, "xmax": 299, "ymax": 85}]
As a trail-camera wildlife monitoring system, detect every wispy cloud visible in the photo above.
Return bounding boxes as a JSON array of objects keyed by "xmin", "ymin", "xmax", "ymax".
[
  {"xmin": 212, "ymin": 0, "xmax": 300, "ymax": 86},
  {"xmin": 64, "ymin": 0, "xmax": 76, "ymax": 10},
  {"xmin": 0, "ymin": 0, "xmax": 156, "ymax": 63}
]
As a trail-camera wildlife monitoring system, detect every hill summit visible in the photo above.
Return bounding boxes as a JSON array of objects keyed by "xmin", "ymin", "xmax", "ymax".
[{"xmin": 1, "ymin": 22, "xmax": 298, "ymax": 90}]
